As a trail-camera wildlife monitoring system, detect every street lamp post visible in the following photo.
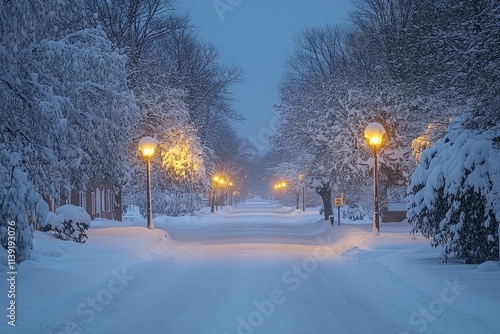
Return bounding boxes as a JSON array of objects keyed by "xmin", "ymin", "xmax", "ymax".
[
  {"xmin": 302, "ymin": 185, "xmax": 305, "ymax": 211},
  {"xmin": 138, "ymin": 136, "xmax": 157, "ymax": 230},
  {"xmin": 218, "ymin": 178, "xmax": 225, "ymax": 209},
  {"xmin": 211, "ymin": 176, "xmax": 219, "ymax": 213},
  {"xmin": 299, "ymin": 173, "xmax": 305, "ymax": 211},
  {"xmin": 273, "ymin": 182, "xmax": 287, "ymax": 204},
  {"xmin": 364, "ymin": 122, "xmax": 386, "ymax": 236},
  {"xmin": 228, "ymin": 182, "xmax": 233, "ymax": 206}
]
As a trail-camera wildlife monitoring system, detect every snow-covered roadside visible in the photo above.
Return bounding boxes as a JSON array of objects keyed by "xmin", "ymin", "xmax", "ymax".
[
  {"xmin": 0, "ymin": 221, "xmax": 170, "ymax": 334},
  {"xmin": 320, "ymin": 222, "xmax": 500, "ymax": 333}
]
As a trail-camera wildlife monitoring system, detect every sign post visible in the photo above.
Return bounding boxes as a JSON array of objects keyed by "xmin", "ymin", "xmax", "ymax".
[{"xmin": 334, "ymin": 195, "xmax": 343, "ymax": 226}]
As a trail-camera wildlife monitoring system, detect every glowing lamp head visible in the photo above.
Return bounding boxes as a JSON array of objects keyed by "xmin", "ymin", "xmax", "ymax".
[
  {"xmin": 364, "ymin": 122, "xmax": 386, "ymax": 148},
  {"xmin": 369, "ymin": 136, "xmax": 382, "ymax": 146},
  {"xmin": 138, "ymin": 136, "xmax": 157, "ymax": 158},
  {"xmin": 213, "ymin": 176, "xmax": 219, "ymax": 182},
  {"xmin": 282, "ymin": 182, "xmax": 286, "ymax": 187}
]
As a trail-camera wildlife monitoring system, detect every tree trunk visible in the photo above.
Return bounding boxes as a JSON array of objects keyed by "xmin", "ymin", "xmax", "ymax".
[
  {"xmin": 296, "ymin": 192, "xmax": 300, "ymax": 210},
  {"xmin": 113, "ymin": 186, "xmax": 123, "ymax": 222},
  {"xmin": 317, "ymin": 184, "xmax": 333, "ymax": 221}
]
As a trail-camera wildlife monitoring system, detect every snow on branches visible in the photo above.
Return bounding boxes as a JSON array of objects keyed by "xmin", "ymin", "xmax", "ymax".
[
  {"xmin": 0, "ymin": 152, "xmax": 48, "ymax": 263},
  {"xmin": 407, "ymin": 120, "xmax": 500, "ymax": 264}
]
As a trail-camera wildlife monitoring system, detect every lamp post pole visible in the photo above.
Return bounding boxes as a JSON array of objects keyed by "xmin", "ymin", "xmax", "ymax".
[
  {"xmin": 146, "ymin": 156, "xmax": 153, "ymax": 230},
  {"xmin": 302, "ymin": 184, "xmax": 305, "ymax": 211},
  {"xmin": 210, "ymin": 186, "xmax": 215, "ymax": 213},
  {"xmin": 373, "ymin": 146, "xmax": 380, "ymax": 236},
  {"xmin": 138, "ymin": 136, "xmax": 157, "ymax": 230},
  {"xmin": 364, "ymin": 122, "xmax": 386, "ymax": 236},
  {"xmin": 298, "ymin": 173, "xmax": 305, "ymax": 212}
]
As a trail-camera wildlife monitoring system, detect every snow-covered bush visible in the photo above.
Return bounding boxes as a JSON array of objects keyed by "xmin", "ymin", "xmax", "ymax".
[
  {"xmin": 0, "ymin": 154, "xmax": 48, "ymax": 263},
  {"xmin": 407, "ymin": 121, "xmax": 499, "ymax": 264},
  {"xmin": 160, "ymin": 192, "xmax": 203, "ymax": 216},
  {"xmin": 342, "ymin": 204, "xmax": 369, "ymax": 221},
  {"xmin": 39, "ymin": 205, "xmax": 91, "ymax": 243}
]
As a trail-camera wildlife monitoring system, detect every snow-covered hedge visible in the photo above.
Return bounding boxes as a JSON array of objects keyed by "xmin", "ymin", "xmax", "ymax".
[
  {"xmin": 39, "ymin": 205, "xmax": 92, "ymax": 243},
  {"xmin": 407, "ymin": 121, "xmax": 499, "ymax": 264}
]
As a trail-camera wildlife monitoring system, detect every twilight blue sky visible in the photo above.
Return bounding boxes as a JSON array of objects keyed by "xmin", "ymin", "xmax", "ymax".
[{"xmin": 179, "ymin": 1, "xmax": 353, "ymax": 150}]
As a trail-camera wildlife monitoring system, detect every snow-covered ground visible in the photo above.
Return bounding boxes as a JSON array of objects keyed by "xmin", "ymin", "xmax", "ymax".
[{"xmin": 1, "ymin": 199, "xmax": 499, "ymax": 334}]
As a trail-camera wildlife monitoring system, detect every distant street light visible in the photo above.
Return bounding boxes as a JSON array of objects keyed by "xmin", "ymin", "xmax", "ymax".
[
  {"xmin": 210, "ymin": 175, "xmax": 229, "ymax": 211},
  {"xmin": 211, "ymin": 176, "xmax": 226, "ymax": 212},
  {"xmin": 273, "ymin": 181, "xmax": 287, "ymax": 204},
  {"xmin": 138, "ymin": 136, "xmax": 157, "ymax": 230},
  {"xmin": 364, "ymin": 122, "xmax": 386, "ymax": 236}
]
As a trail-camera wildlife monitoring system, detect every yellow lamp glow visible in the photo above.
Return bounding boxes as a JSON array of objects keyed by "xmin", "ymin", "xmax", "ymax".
[
  {"xmin": 364, "ymin": 122, "xmax": 386, "ymax": 148},
  {"xmin": 370, "ymin": 136, "xmax": 382, "ymax": 146},
  {"xmin": 138, "ymin": 136, "xmax": 157, "ymax": 158}
]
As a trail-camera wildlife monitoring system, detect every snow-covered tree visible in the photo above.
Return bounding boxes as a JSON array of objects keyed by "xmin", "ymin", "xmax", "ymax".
[
  {"xmin": 1, "ymin": 0, "xmax": 137, "ymax": 259},
  {"xmin": 407, "ymin": 119, "xmax": 499, "ymax": 263},
  {"xmin": 411, "ymin": 123, "xmax": 448, "ymax": 163},
  {"xmin": 273, "ymin": 23, "xmax": 416, "ymax": 220},
  {"xmin": 87, "ymin": 1, "xmax": 246, "ymax": 212},
  {"xmin": 350, "ymin": 0, "xmax": 499, "ymax": 130},
  {"xmin": 125, "ymin": 86, "xmax": 209, "ymax": 216},
  {"xmin": 84, "ymin": 0, "xmax": 189, "ymax": 89},
  {"xmin": 401, "ymin": 0, "xmax": 500, "ymax": 129},
  {"xmin": 0, "ymin": 152, "xmax": 48, "ymax": 263},
  {"xmin": 40, "ymin": 28, "xmax": 138, "ymax": 219}
]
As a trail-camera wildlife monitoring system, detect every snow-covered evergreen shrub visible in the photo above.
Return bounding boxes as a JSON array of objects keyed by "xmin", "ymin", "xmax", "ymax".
[
  {"xmin": 39, "ymin": 205, "xmax": 91, "ymax": 243},
  {"xmin": 0, "ymin": 153, "xmax": 48, "ymax": 263},
  {"xmin": 342, "ymin": 204, "xmax": 368, "ymax": 221},
  {"xmin": 407, "ymin": 121, "xmax": 499, "ymax": 264}
]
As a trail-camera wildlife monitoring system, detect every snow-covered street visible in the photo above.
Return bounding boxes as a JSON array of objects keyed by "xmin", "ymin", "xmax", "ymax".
[{"xmin": 2, "ymin": 200, "xmax": 498, "ymax": 334}]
